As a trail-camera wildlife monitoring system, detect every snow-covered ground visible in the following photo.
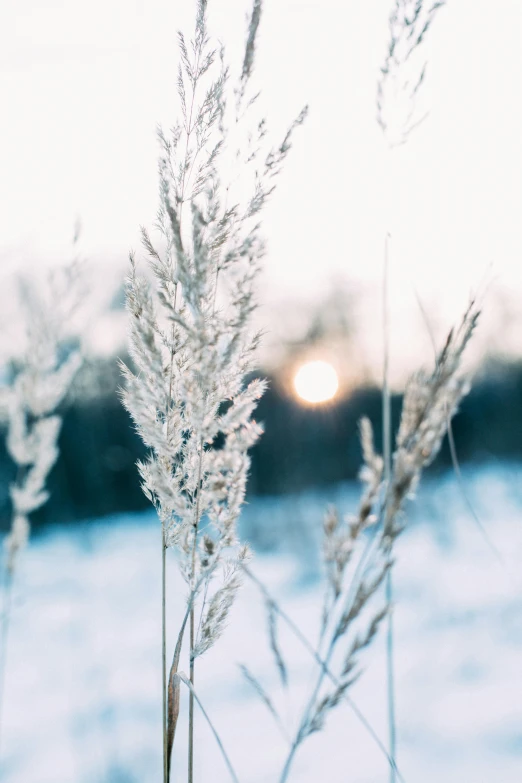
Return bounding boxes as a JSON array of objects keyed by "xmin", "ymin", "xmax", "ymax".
[{"xmin": 2, "ymin": 463, "xmax": 522, "ymax": 783}]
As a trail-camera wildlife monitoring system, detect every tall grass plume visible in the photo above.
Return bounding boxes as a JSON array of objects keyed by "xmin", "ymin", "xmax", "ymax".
[{"xmin": 120, "ymin": 1, "xmax": 306, "ymax": 779}]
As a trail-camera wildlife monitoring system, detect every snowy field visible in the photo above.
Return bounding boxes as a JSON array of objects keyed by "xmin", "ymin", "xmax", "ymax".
[{"xmin": 2, "ymin": 463, "xmax": 522, "ymax": 783}]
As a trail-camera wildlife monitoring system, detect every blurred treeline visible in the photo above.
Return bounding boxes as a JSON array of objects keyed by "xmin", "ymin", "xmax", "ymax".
[{"xmin": 0, "ymin": 356, "xmax": 521, "ymax": 531}]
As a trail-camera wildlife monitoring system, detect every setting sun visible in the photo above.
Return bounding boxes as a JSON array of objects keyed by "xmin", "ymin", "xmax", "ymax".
[{"xmin": 293, "ymin": 360, "xmax": 339, "ymax": 404}]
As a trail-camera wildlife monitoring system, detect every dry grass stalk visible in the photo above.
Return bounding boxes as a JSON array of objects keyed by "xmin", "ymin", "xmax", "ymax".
[
  {"xmin": 377, "ymin": 4, "xmax": 447, "ymax": 774},
  {"xmin": 238, "ymin": 304, "xmax": 479, "ymax": 783},
  {"xmin": 238, "ymin": 663, "xmax": 290, "ymax": 742},
  {"xmin": 243, "ymin": 564, "xmax": 406, "ymax": 783},
  {"xmin": 381, "ymin": 300, "xmax": 478, "ymax": 782},
  {"xmin": 273, "ymin": 419, "xmax": 391, "ymax": 782},
  {"xmin": 120, "ymin": 1, "xmax": 306, "ymax": 779},
  {"xmin": 384, "ymin": 301, "xmax": 478, "ymax": 542},
  {"xmin": 174, "ymin": 671, "xmax": 240, "ymax": 783}
]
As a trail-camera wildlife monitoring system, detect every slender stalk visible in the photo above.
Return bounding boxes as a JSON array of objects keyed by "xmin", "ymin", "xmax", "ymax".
[
  {"xmin": 279, "ymin": 581, "xmax": 359, "ymax": 783},
  {"xmin": 162, "ymin": 534, "xmax": 168, "ymax": 783},
  {"xmin": 188, "ymin": 442, "xmax": 204, "ymax": 783},
  {"xmin": 167, "ymin": 576, "xmax": 211, "ymax": 778},
  {"xmin": 188, "ymin": 606, "xmax": 195, "ymax": 783},
  {"xmin": 382, "ymin": 232, "xmax": 396, "ymax": 783},
  {"xmin": 163, "ymin": 315, "xmax": 178, "ymax": 783},
  {"xmin": 243, "ymin": 570, "xmax": 408, "ymax": 783},
  {"xmin": 385, "ymin": 571, "xmax": 396, "ymax": 783},
  {"xmin": 122, "ymin": 5, "xmax": 303, "ymax": 780},
  {"xmin": 382, "ymin": 233, "xmax": 391, "ymax": 484},
  {"xmin": 177, "ymin": 673, "xmax": 240, "ymax": 783},
  {"xmin": 447, "ymin": 420, "xmax": 503, "ymax": 564},
  {"xmin": 278, "ymin": 526, "xmax": 381, "ymax": 783},
  {"xmin": 414, "ymin": 291, "xmax": 501, "ymax": 559},
  {"xmin": 179, "ymin": 31, "xmax": 202, "ymax": 222},
  {"xmin": 279, "ymin": 626, "xmax": 332, "ymax": 780},
  {"xmin": 179, "ymin": 41, "xmax": 203, "ymax": 783},
  {"xmin": 279, "ymin": 691, "xmax": 312, "ymax": 783}
]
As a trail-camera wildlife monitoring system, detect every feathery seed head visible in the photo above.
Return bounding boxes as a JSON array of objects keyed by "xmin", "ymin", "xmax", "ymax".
[{"xmin": 121, "ymin": 0, "xmax": 304, "ymax": 651}]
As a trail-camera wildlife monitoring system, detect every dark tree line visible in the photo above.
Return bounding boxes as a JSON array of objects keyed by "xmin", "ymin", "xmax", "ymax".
[{"xmin": 1, "ymin": 359, "xmax": 521, "ymax": 532}]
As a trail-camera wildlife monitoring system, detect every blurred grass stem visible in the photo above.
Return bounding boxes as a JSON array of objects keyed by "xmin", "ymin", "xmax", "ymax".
[
  {"xmin": 162, "ymin": 535, "xmax": 168, "ymax": 783},
  {"xmin": 278, "ymin": 515, "xmax": 388, "ymax": 783},
  {"xmin": 243, "ymin": 564, "xmax": 406, "ymax": 782},
  {"xmin": 382, "ymin": 232, "xmax": 397, "ymax": 783}
]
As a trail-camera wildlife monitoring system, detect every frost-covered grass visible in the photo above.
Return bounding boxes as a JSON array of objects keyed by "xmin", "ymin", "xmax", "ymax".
[{"xmin": 1, "ymin": 462, "xmax": 521, "ymax": 783}]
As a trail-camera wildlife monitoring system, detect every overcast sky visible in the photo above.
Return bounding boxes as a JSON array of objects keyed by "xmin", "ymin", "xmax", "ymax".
[{"xmin": 1, "ymin": 0, "xmax": 521, "ymax": 372}]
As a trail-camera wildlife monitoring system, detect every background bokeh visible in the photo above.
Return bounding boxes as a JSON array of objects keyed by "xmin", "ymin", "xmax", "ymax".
[{"xmin": 1, "ymin": 1, "xmax": 521, "ymax": 781}]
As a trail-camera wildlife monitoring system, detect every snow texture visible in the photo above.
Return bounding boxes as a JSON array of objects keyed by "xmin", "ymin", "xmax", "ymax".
[{"xmin": 1, "ymin": 463, "xmax": 522, "ymax": 783}]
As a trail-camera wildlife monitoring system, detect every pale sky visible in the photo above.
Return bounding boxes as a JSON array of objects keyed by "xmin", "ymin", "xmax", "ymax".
[{"xmin": 1, "ymin": 0, "xmax": 521, "ymax": 375}]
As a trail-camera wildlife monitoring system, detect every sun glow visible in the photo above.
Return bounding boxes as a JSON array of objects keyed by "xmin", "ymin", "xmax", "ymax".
[{"xmin": 293, "ymin": 360, "xmax": 339, "ymax": 404}]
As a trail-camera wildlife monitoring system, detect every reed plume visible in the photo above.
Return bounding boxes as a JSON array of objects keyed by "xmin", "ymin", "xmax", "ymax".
[
  {"xmin": 238, "ymin": 303, "xmax": 479, "ymax": 783},
  {"xmin": 120, "ymin": 1, "xmax": 306, "ymax": 779}
]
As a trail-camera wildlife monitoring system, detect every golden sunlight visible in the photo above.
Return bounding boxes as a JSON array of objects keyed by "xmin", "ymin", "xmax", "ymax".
[{"xmin": 293, "ymin": 360, "xmax": 339, "ymax": 404}]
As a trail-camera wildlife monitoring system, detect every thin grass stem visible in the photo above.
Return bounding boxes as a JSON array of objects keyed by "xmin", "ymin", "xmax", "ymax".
[
  {"xmin": 167, "ymin": 576, "xmax": 211, "ymax": 779},
  {"xmin": 183, "ymin": 42, "xmax": 203, "ymax": 781},
  {"xmin": 177, "ymin": 672, "xmax": 240, "ymax": 783},
  {"xmin": 188, "ymin": 607, "xmax": 195, "ymax": 783},
  {"xmin": 189, "ymin": 442, "xmax": 204, "ymax": 783},
  {"xmin": 382, "ymin": 232, "xmax": 397, "ymax": 783},
  {"xmin": 279, "ymin": 504, "xmax": 388, "ymax": 781},
  {"xmin": 413, "ymin": 287, "xmax": 504, "ymax": 564},
  {"xmin": 385, "ymin": 570, "xmax": 396, "ymax": 783},
  {"xmin": 243, "ymin": 566, "xmax": 407, "ymax": 782}
]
